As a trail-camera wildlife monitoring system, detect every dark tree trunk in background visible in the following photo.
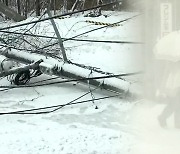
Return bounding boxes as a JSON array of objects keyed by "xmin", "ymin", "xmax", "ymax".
[
  {"xmin": 68, "ymin": 0, "xmax": 75, "ymax": 10},
  {"xmin": 17, "ymin": 0, "xmax": 21, "ymax": 15},
  {"xmin": 54, "ymin": 0, "xmax": 56, "ymax": 14},
  {"xmin": 56, "ymin": 0, "xmax": 62, "ymax": 9},
  {"xmin": 35, "ymin": 0, "xmax": 40, "ymax": 16},
  {"xmin": 5, "ymin": 0, "xmax": 8, "ymax": 6},
  {"xmin": 24, "ymin": 0, "xmax": 29, "ymax": 18},
  {"xmin": 63, "ymin": 0, "xmax": 67, "ymax": 13},
  {"xmin": 50, "ymin": 0, "xmax": 54, "ymax": 9}
]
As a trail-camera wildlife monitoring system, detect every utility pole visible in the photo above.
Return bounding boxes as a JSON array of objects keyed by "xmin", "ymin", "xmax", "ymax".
[
  {"xmin": 0, "ymin": 47, "xmax": 132, "ymax": 95},
  {"xmin": 47, "ymin": 8, "xmax": 68, "ymax": 62}
]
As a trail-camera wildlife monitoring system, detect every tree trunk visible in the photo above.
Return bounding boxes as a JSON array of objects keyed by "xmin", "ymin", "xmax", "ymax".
[
  {"xmin": 24, "ymin": 0, "xmax": 29, "ymax": 18},
  {"xmin": 63, "ymin": 0, "xmax": 67, "ymax": 13},
  {"xmin": 35, "ymin": 0, "xmax": 41, "ymax": 16},
  {"xmin": 53, "ymin": 0, "xmax": 56, "ymax": 15},
  {"xmin": 5, "ymin": 0, "xmax": 8, "ymax": 20},
  {"xmin": 17, "ymin": 0, "xmax": 21, "ymax": 15},
  {"xmin": 5, "ymin": 0, "xmax": 8, "ymax": 6}
]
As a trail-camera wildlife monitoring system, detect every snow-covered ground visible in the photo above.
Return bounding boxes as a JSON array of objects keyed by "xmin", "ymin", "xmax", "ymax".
[
  {"xmin": 132, "ymin": 100, "xmax": 180, "ymax": 154},
  {"xmin": 1, "ymin": 11, "xmax": 178, "ymax": 154}
]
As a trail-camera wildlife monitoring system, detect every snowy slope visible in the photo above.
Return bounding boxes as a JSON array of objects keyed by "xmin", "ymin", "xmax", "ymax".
[{"xmin": 0, "ymin": 11, "xmax": 143, "ymax": 154}]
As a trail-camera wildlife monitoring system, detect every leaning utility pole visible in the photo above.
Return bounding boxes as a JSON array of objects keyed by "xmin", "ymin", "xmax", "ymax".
[{"xmin": 47, "ymin": 9, "xmax": 68, "ymax": 62}]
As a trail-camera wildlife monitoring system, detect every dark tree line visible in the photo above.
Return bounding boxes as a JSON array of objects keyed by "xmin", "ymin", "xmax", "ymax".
[
  {"xmin": 0, "ymin": 0, "xmax": 71, "ymax": 17},
  {"xmin": 0, "ymin": 0, "xmax": 137, "ymax": 20}
]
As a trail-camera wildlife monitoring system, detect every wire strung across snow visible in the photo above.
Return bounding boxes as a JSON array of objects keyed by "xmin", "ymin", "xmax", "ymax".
[
  {"xmin": 0, "ymin": 72, "xmax": 142, "ymax": 92},
  {"xmin": 1, "ymin": 14, "xmax": 141, "ymax": 53},
  {"xmin": 0, "ymin": 12, "xmax": 142, "ymax": 62},
  {"xmin": 0, "ymin": 94, "xmax": 121, "ymax": 115},
  {"xmin": 67, "ymin": 60, "xmax": 127, "ymax": 81},
  {"xmin": 37, "ymin": 14, "xmax": 141, "ymax": 51},
  {"xmin": 0, "ymin": 85, "xmax": 121, "ymax": 115},
  {"xmin": 0, "ymin": 10, "xmax": 48, "ymax": 53},
  {"xmin": 0, "ymin": 30, "xmax": 143, "ymax": 44}
]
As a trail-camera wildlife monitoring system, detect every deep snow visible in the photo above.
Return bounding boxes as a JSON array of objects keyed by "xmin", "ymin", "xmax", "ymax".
[{"xmin": 1, "ymin": 11, "xmax": 178, "ymax": 154}]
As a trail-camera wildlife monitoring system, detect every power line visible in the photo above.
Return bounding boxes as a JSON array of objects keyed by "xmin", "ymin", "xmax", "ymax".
[
  {"xmin": 0, "ymin": 72, "xmax": 142, "ymax": 89},
  {"xmin": 64, "ymin": 14, "xmax": 141, "ymax": 41},
  {"xmin": 37, "ymin": 14, "xmax": 141, "ymax": 51},
  {"xmin": 0, "ymin": 93, "xmax": 120, "ymax": 115},
  {"xmin": 0, "ymin": 30, "xmax": 143, "ymax": 44},
  {"xmin": 0, "ymin": 85, "xmax": 101, "ymax": 114},
  {"xmin": 67, "ymin": 39, "xmax": 143, "ymax": 44}
]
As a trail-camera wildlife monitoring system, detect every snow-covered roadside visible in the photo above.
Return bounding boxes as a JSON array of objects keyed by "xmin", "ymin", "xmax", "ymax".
[
  {"xmin": 0, "ymin": 99, "xmax": 135, "ymax": 154},
  {"xmin": 0, "ymin": 77, "xmax": 138, "ymax": 154},
  {"xmin": 0, "ymin": 11, "xmax": 143, "ymax": 153},
  {"xmin": 132, "ymin": 100, "xmax": 180, "ymax": 154}
]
